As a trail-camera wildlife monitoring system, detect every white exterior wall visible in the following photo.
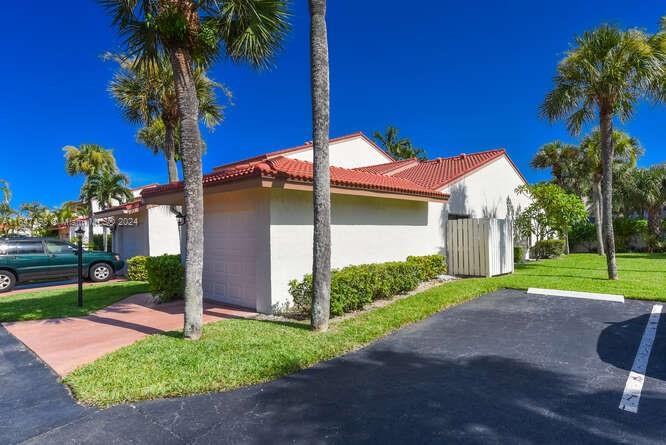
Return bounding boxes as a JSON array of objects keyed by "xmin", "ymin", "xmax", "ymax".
[
  {"xmin": 146, "ymin": 206, "xmax": 181, "ymax": 256},
  {"xmin": 268, "ymin": 189, "xmax": 446, "ymax": 310},
  {"xmin": 202, "ymin": 189, "xmax": 271, "ymax": 311},
  {"xmin": 440, "ymin": 156, "xmax": 530, "ymax": 219},
  {"xmin": 112, "ymin": 211, "xmax": 149, "ymax": 261},
  {"xmin": 285, "ymin": 136, "xmax": 393, "ymax": 168}
]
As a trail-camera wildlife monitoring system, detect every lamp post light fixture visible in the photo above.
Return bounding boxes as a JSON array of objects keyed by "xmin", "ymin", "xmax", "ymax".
[{"xmin": 75, "ymin": 225, "xmax": 85, "ymax": 307}]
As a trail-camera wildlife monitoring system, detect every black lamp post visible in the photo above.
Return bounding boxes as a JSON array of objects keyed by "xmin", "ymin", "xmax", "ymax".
[{"xmin": 75, "ymin": 225, "xmax": 85, "ymax": 307}]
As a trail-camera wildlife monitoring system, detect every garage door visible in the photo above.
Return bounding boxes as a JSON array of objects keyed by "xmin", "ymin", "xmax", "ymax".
[{"xmin": 202, "ymin": 206, "xmax": 258, "ymax": 310}]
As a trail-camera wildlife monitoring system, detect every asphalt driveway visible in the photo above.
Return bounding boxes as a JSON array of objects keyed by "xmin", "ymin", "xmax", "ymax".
[{"xmin": 3, "ymin": 289, "xmax": 666, "ymax": 444}]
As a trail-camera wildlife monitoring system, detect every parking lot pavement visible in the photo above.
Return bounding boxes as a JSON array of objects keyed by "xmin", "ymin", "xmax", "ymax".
[
  {"xmin": 0, "ymin": 326, "xmax": 89, "ymax": 444},
  {"xmin": 9, "ymin": 289, "xmax": 666, "ymax": 444}
]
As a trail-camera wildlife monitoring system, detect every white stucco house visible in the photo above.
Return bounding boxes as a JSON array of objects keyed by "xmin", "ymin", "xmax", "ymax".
[
  {"xmin": 93, "ymin": 185, "xmax": 181, "ymax": 263},
  {"xmin": 142, "ymin": 132, "xmax": 529, "ymax": 313}
]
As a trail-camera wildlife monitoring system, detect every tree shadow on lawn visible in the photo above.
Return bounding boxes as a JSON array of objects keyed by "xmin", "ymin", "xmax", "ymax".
[
  {"xmin": 512, "ymin": 273, "xmax": 608, "ymax": 281},
  {"xmin": 135, "ymin": 349, "xmax": 666, "ymax": 444}
]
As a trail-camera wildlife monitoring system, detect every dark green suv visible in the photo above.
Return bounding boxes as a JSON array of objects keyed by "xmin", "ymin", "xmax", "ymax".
[{"xmin": 0, "ymin": 237, "xmax": 125, "ymax": 293}]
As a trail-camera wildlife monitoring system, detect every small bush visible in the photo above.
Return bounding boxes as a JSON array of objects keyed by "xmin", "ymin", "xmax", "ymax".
[
  {"xmin": 514, "ymin": 246, "xmax": 524, "ymax": 263},
  {"xmin": 146, "ymin": 255, "xmax": 184, "ymax": 303},
  {"xmin": 531, "ymin": 239, "xmax": 566, "ymax": 259},
  {"xmin": 289, "ymin": 255, "xmax": 446, "ymax": 317},
  {"xmin": 568, "ymin": 220, "xmax": 596, "ymax": 249},
  {"xmin": 126, "ymin": 256, "xmax": 149, "ymax": 281},
  {"xmin": 614, "ymin": 217, "xmax": 647, "ymax": 252},
  {"xmin": 90, "ymin": 234, "xmax": 112, "ymax": 252}
]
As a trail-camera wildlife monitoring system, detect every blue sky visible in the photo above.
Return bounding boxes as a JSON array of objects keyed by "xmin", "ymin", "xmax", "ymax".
[{"xmin": 3, "ymin": 1, "xmax": 665, "ymax": 207}]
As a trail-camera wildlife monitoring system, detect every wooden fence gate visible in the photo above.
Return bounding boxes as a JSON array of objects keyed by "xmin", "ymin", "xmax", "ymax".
[{"xmin": 447, "ymin": 218, "xmax": 514, "ymax": 277}]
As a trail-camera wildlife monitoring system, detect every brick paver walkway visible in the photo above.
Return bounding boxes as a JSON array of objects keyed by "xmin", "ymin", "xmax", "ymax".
[{"xmin": 3, "ymin": 293, "xmax": 255, "ymax": 375}]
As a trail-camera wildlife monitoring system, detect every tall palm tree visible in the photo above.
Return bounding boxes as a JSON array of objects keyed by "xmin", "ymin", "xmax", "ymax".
[
  {"xmin": 580, "ymin": 129, "xmax": 642, "ymax": 255},
  {"xmin": 309, "ymin": 0, "xmax": 330, "ymax": 331},
  {"xmin": 373, "ymin": 126, "xmax": 426, "ymax": 160},
  {"xmin": 541, "ymin": 25, "xmax": 665, "ymax": 280},
  {"xmin": 83, "ymin": 171, "xmax": 133, "ymax": 251},
  {"xmin": 627, "ymin": 166, "xmax": 666, "ymax": 250},
  {"xmin": 0, "ymin": 180, "xmax": 10, "ymax": 207},
  {"xmin": 63, "ymin": 144, "xmax": 117, "ymax": 242},
  {"xmin": 100, "ymin": 0, "xmax": 290, "ymax": 340},
  {"xmin": 107, "ymin": 53, "xmax": 227, "ymax": 183}
]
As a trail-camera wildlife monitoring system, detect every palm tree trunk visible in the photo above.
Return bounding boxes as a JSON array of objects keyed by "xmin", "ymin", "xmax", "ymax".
[
  {"xmin": 592, "ymin": 180, "xmax": 605, "ymax": 255},
  {"xmin": 168, "ymin": 46, "xmax": 204, "ymax": 340},
  {"xmin": 309, "ymin": 0, "xmax": 331, "ymax": 331},
  {"xmin": 87, "ymin": 200, "xmax": 94, "ymax": 247},
  {"xmin": 163, "ymin": 119, "xmax": 179, "ymax": 183},
  {"xmin": 103, "ymin": 226, "xmax": 108, "ymax": 252},
  {"xmin": 599, "ymin": 107, "xmax": 618, "ymax": 280}
]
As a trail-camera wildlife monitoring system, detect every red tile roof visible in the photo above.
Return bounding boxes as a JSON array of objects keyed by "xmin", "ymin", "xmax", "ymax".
[
  {"xmin": 212, "ymin": 132, "xmax": 393, "ymax": 172},
  {"xmin": 142, "ymin": 157, "xmax": 448, "ymax": 201},
  {"xmin": 355, "ymin": 149, "xmax": 522, "ymax": 190},
  {"xmin": 95, "ymin": 198, "xmax": 144, "ymax": 216},
  {"xmin": 354, "ymin": 157, "xmax": 420, "ymax": 175}
]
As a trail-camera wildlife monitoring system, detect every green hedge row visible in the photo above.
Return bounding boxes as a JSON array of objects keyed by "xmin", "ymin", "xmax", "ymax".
[
  {"xmin": 127, "ymin": 255, "xmax": 184, "ymax": 303},
  {"xmin": 289, "ymin": 255, "xmax": 446, "ymax": 318},
  {"xmin": 531, "ymin": 239, "xmax": 566, "ymax": 259}
]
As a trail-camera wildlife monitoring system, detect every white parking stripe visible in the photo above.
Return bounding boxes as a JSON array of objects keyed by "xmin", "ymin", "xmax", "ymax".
[
  {"xmin": 619, "ymin": 304, "xmax": 662, "ymax": 413},
  {"xmin": 527, "ymin": 287, "xmax": 624, "ymax": 303}
]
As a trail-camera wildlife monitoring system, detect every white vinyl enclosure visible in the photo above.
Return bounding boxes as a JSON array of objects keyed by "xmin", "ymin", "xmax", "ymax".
[{"xmin": 447, "ymin": 218, "xmax": 514, "ymax": 277}]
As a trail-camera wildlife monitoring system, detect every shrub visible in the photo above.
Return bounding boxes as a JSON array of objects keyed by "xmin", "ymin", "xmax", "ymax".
[
  {"xmin": 289, "ymin": 255, "xmax": 446, "ymax": 317},
  {"xmin": 513, "ymin": 246, "xmax": 524, "ymax": 263},
  {"xmin": 90, "ymin": 234, "xmax": 112, "ymax": 252},
  {"xmin": 126, "ymin": 256, "xmax": 149, "ymax": 281},
  {"xmin": 145, "ymin": 255, "xmax": 184, "ymax": 303},
  {"xmin": 568, "ymin": 220, "xmax": 596, "ymax": 249},
  {"xmin": 614, "ymin": 217, "xmax": 647, "ymax": 252},
  {"xmin": 531, "ymin": 239, "xmax": 565, "ymax": 259}
]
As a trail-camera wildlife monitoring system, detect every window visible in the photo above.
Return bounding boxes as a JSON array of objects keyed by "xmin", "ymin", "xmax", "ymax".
[
  {"xmin": 0, "ymin": 242, "xmax": 17, "ymax": 255},
  {"xmin": 46, "ymin": 241, "xmax": 77, "ymax": 254},
  {"xmin": 15, "ymin": 241, "xmax": 44, "ymax": 255}
]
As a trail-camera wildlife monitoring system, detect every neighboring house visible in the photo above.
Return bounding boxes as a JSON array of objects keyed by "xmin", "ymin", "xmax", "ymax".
[
  {"xmin": 141, "ymin": 132, "xmax": 531, "ymax": 313},
  {"xmin": 94, "ymin": 185, "xmax": 181, "ymax": 262}
]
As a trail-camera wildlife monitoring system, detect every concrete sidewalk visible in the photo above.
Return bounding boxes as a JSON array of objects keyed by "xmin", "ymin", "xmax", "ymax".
[{"xmin": 3, "ymin": 294, "xmax": 255, "ymax": 375}]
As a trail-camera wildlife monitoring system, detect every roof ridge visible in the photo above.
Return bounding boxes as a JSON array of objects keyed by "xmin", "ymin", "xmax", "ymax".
[{"xmin": 423, "ymin": 148, "xmax": 505, "ymax": 164}]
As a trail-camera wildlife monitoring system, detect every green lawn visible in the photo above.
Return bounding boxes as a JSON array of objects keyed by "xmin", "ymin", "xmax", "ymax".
[
  {"xmin": 65, "ymin": 253, "xmax": 665, "ymax": 407},
  {"xmin": 0, "ymin": 281, "xmax": 149, "ymax": 322}
]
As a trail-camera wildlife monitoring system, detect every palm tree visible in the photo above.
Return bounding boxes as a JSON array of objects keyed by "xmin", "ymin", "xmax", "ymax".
[
  {"xmin": 309, "ymin": 0, "xmax": 330, "ymax": 331},
  {"xmin": 0, "ymin": 180, "xmax": 10, "ymax": 207},
  {"xmin": 63, "ymin": 144, "xmax": 117, "ymax": 242},
  {"xmin": 627, "ymin": 166, "xmax": 666, "ymax": 251},
  {"xmin": 373, "ymin": 126, "xmax": 426, "ymax": 160},
  {"xmin": 107, "ymin": 53, "xmax": 227, "ymax": 183},
  {"xmin": 541, "ymin": 25, "xmax": 665, "ymax": 279},
  {"xmin": 580, "ymin": 130, "xmax": 642, "ymax": 255},
  {"xmin": 83, "ymin": 171, "xmax": 133, "ymax": 251},
  {"xmin": 19, "ymin": 202, "xmax": 52, "ymax": 237},
  {"xmin": 0, "ymin": 180, "xmax": 12, "ymax": 234},
  {"xmin": 100, "ymin": 0, "xmax": 290, "ymax": 340},
  {"xmin": 531, "ymin": 141, "xmax": 586, "ymax": 195}
]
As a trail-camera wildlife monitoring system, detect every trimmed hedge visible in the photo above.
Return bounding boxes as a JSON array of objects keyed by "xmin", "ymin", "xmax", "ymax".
[
  {"xmin": 289, "ymin": 255, "xmax": 446, "ymax": 317},
  {"xmin": 531, "ymin": 239, "xmax": 565, "ymax": 259},
  {"xmin": 514, "ymin": 246, "xmax": 524, "ymax": 263},
  {"xmin": 146, "ymin": 255, "xmax": 184, "ymax": 303},
  {"xmin": 126, "ymin": 256, "xmax": 149, "ymax": 282}
]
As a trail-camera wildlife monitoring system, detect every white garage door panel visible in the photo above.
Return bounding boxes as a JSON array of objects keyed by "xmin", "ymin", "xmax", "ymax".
[{"xmin": 203, "ymin": 206, "xmax": 258, "ymax": 310}]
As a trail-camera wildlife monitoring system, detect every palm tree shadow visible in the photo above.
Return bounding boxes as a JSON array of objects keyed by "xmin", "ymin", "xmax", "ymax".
[
  {"xmin": 136, "ymin": 349, "xmax": 666, "ymax": 443},
  {"xmin": 598, "ymin": 312, "xmax": 666, "ymax": 382}
]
